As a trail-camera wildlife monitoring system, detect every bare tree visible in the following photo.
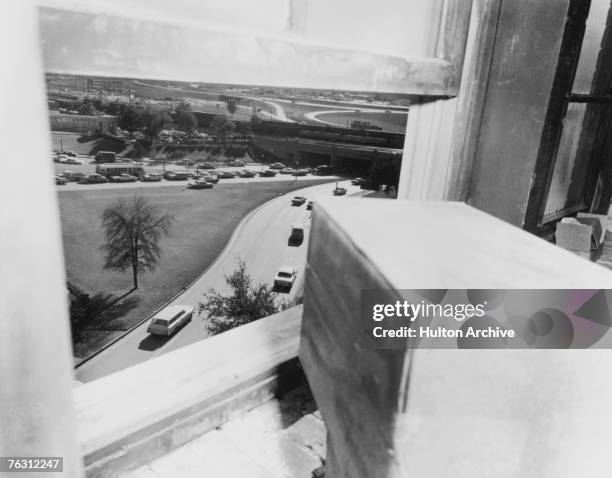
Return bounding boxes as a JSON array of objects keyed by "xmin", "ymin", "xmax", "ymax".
[{"xmin": 101, "ymin": 196, "xmax": 174, "ymax": 289}]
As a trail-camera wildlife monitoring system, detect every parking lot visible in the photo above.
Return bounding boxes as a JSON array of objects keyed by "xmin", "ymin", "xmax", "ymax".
[{"xmin": 54, "ymin": 157, "xmax": 341, "ymax": 191}]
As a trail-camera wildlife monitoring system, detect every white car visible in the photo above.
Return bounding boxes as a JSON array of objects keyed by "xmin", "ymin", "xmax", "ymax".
[
  {"xmin": 274, "ymin": 266, "xmax": 297, "ymax": 290},
  {"xmin": 147, "ymin": 305, "xmax": 194, "ymax": 336}
]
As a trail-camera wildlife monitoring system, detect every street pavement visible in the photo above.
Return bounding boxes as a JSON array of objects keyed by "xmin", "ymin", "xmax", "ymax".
[{"xmin": 76, "ymin": 180, "xmax": 363, "ymax": 382}]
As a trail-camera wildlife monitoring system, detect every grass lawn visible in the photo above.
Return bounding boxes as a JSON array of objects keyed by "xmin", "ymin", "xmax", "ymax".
[{"xmin": 58, "ymin": 179, "xmax": 331, "ymax": 358}]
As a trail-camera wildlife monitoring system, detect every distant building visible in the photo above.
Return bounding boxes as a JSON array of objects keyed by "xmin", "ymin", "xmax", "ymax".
[
  {"xmin": 49, "ymin": 111, "xmax": 117, "ymax": 134},
  {"xmin": 74, "ymin": 76, "xmax": 127, "ymax": 94}
]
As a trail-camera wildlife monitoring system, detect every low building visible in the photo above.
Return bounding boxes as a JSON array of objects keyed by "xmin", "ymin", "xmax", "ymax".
[{"xmin": 49, "ymin": 111, "xmax": 117, "ymax": 134}]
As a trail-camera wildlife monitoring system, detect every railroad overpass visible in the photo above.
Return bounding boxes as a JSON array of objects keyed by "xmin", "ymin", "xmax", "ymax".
[{"xmin": 251, "ymin": 134, "xmax": 403, "ymax": 171}]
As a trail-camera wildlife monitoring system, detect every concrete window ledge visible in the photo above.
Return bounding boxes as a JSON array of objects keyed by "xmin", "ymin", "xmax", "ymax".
[
  {"xmin": 300, "ymin": 198, "xmax": 612, "ymax": 478},
  {"xmin": 74, "ymin": 306, "xmax": 303, "ymax": 478}
]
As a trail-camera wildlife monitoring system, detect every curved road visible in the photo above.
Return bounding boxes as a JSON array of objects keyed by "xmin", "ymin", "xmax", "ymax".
[{"xmin": 76, "ymin": 180, "xmax": 362, "ymax": 382}]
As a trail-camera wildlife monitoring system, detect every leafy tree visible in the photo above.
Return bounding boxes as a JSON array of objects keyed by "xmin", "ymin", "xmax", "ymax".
[
  {"xmin": 225, "ymin": 97, "xmax": 238, "ymax": 116},
  {"xmin": 210, "ymin": 115, "xmax": 235, "ymax": 149},
  {"xmin": 236, "ymin": 121, "xmax": 251, "ymax": 141},
  {"xmin": 138, "ymin": 107, "xmax": 171, "ymax": 142},
  {"xmin": 77, "ymin": 102, "xmax": 97, "ymax": 116},
  {"xmin": 117, "ymin": 105, "xmax": 140, "ymax": 135},
  {"xmin": 199, "ymin": 260, "xmax": 282, "ymax": 335},
  {"xmin": 101, "ymin": 196, "xmax": 174, "ymax": 289},
  {"xmin": 174, "ymin": 109, "xmax": 197, "ymax": 133}
]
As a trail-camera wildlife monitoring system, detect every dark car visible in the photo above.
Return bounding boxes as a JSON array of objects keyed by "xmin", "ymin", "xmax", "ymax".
[
  {"xmin": 227, "ymin": 160, "xmax": 245, "ymax": 167},
  {"xmin": 291, "ymin": 196, "xmax": 307, "ymax": 206},
  {"xmin": 306, "ymin": 200, "xmax": 313, "ymax": 210},
  {"xmin": 333, "ymin": 187, "xmax": 347, "ymax": 196},
  {"xmin": 200, "ymin": 162, "xmax": 216, "ymax": 169},
  {"xmin": 238, "ymin": 170, "xmax": 256, "ymax": 178},
  {"xmin": 55, "ymin": 175, "xmax": 68, "ymax": 185},
  {"xmin": 216, "ymin": 170, "xmax": 236, "ymax": 179},
  {"xmin": 259, "ymin": 169, "xmax": 277, "ymax": 177},
  {"xmin": 351, "ymin": 177, "xmax": 366, "ymax": 186}
]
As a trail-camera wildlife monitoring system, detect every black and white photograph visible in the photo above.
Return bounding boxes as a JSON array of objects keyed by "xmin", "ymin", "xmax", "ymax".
[{"xmin": 4, "ymin": 0, "xmax": 612, "ymax": 477}]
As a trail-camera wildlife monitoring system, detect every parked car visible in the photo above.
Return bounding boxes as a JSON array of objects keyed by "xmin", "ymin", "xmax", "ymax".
[
  {"xmin": 269, "ymin": 162, "xmax": 286, "ymax": 170},
  {"xmin": 203, "ymin": 175, "xmax": 219, "ymax": 184},
  {"xmin": 187, "ymin": 179, "xmax": 214, "ymax": 189},
  {"xmin": 333, "ymin": 186, "xmax": 347, "ymax": 196},
  {"xmin": 147, "ymin": 305, "xmax": 194, "ymax": 336},
  {"xmin": 238, "ymin": 170, "xmax": 256, "ymax": 178},
  {"xmin": 291, "ymin": 196, "xmax": 307, "ymax": 206},
  {"xmin": 109, "ymin": 173, "xmax": 138, "ymax": 182},
  {"xmin": 59, "ymin": 150, "xmax": 77, "ymax": 157},
  {"xmin": 259, "ymin": 169, "xmax": 277, "ymax": 177},
  {"xmin": 62, "ymin": 171, "xmax": 85, "ymax": 182},
  {"xmin": 62, "ymin": 157, "xmax": 84, "ymax": 165},
  {"xmin": 274, "ymin": 266, "xmax": 298, "ymax": 290},
  {"xmin": 216, "ymin": 170, "xmax": 236, "ymax": 179},
  {"xmin": 296, "ymin": 169, "xmax": 309, "ymax": 176},
  {"xmin": 55, "ymin": 175, "xmax": 68, "ymax": 185},
  {"xmin": 141, "ymin": 173, "xmax": 162, "ymax": 182},
  {"xmin": 200, "ymin": 162, "xmax": 216, "ymax": 169},
  {"xmin": 351, "ymin": 177, "xmax": 366, "ymax": 186},
  {"xmin": 306, "ymin": 200, "xmax": 313, "ymax": 210},
  {"xmin": 79, "ymin": 174, "xmax": 108, "ymax": 184},
  {"xmin": 164, "ymin": 171, "xmax": 191, "ymax": 180},
  {"xmin": 227, "ymin": 160, "xmax": 245, "ymax": 167},
  {"xmin": 279, "ymin": 167, "xmax": 295, "ymax": 175}
]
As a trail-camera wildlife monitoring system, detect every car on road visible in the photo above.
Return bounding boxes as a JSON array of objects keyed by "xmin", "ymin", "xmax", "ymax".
[
  {"xmin": 187, "ymin": 179, "xmax": 214, "ymax": 189},
  {"xmin": 289, "ymin": 224, "xmax": 305, "ymax": 245},
  {"xmin": 291, "ymin": 196, "xmax": 307, "ymax": 206},
  {"xmin": 147, "ymin": 305, "xmax": 194, "ymax": 336},
  {"xmin": 55, "ymin": 175, "xmax": 68, "ymax": 185},
  {"xmin": 259, "ymin": 169, "xmax": 277, "ymax": 177},
  {"xmin": 216, "ymin": 170, "xmax": 236, "ymax": 179},
  {"xmin": 141, "ymin": 173, "xmax": 162, "ymax": 182},
  {"xmin": 269, "ymin": 162, "xmax": 286, "ymax": 170},
  {"xmin": 274, "ymin": 266, "xmax": 298, "ymax": 290},
  {"xmin": 59, "ymin": 150, "xmax": 77, "ymax": 157},
  {"xmin": 306, "ymin": 200, "xmax": 313, "ymax": 210},
  {"xmin": 237, "ymin": 170, "xmax": 256, "ymax": 178},
  {"xmin": 313, "ymin": 165, "xmax": 334, "ymax": 175},
  {"xmin": 351, "ymin": 177, "xmax": 366, "ymax": 186},
  {"xmin": 333, "ymin": 186, "xmax": 347, "ymax": 196},
  {"xmin": 79, "ymin": 174, "xmax": 108, "ymax": 184},
  {"xmin": 109, "ymin": 173, "xmax": 138, "ymax": 182}
]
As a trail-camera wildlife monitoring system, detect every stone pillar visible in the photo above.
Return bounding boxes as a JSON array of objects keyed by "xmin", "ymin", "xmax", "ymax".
[{"xmin": 0, "ymin": 2, "xmax": 83, "ymax": 476}]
